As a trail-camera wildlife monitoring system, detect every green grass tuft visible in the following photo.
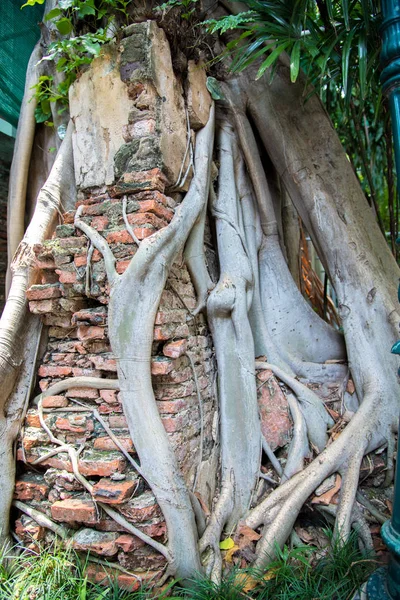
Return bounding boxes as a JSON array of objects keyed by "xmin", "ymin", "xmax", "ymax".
[{"xmin": 0, "ymin": 531, "xmax": 376, "ymax": 600}]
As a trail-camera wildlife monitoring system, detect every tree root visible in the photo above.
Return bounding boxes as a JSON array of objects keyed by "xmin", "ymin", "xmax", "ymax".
[{"xmin": 12, "ymin": 500, "xmax": 70, "ymax": 540}]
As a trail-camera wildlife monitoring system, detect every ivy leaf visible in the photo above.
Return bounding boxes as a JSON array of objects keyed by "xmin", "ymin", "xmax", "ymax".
[
  {"xmin": 391, "ymin": 341, "xmax": 400, "ymax": 355},
  {"xmin": 56, "ymin": 17, "xmax": 73, "ymax": 35},
  {"xmin": 219, "ymin": 537, "xmax": 235, "ymax": 550},
  {"xmin": 82, "ymin": 39, "xmax": 101, "ymax": 55},
  {"xmin": 45, "ymin": 7, "xmax": 62, "ymax": 20},
  {"xmin": 34, "ymin": 106, "xmax": 52, "ymax": 123}
]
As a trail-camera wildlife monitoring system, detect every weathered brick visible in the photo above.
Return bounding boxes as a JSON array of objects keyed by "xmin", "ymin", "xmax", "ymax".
[
  {"xmin": 42, "ymin": 396, "xmax": 69, "ymax": 408},
  {"xmin": 156, "ymin": 399, "xmax": 187, "ymax": 414},
  {"xmin": 89, "ymin": 355, "xmax": 117, "ymax": 371},
  {"xmin": 108, "ymin": 415, "xmax": 128, "ymax": 429},
  {"xmin": 56, "ymin": 269, "xmax": 77, "ymax": 284},
  {"xmin": 99, "ymin": 390, "xmax": 118, "ymax": 403},
  {"xmin": 51, "ymin": 499, "xmax": 98, "ymax": 524},
  {"xmin": 93, "ymin": 437, "xmax": 134, "ymax": 453},
  {"xmin": 91, "ymin": 215, "xmax": 109, "ymax": 231},
  {"xmin": 55, "ymin": 416, "xmax": 94, "ymax": 433},
  {"xmin": 27, "ymin": 284, "xmax": 61, "ymax": 301},
  {"xmin": 257, "ymin": 369, "xmax": 291, "ymax": 451},
  {"xmin": 119, "ymin": 491, "xmax": 162, "ymax": 523},
  {"xmin": 29, "ymin": 298, "xmax": 60, "ymax": 314},
  {"xmin": 72, "ymin": 306, "xmax": 107, "ymax": 325},
  {"xmin": 150, "ymin": 357, "xmax": 174, "ymax": 376},
  {"xmin": 137, "ymin": 198, "xmax": 174, "ymax": 221},
  {"xmin": 106, "ymin": 228, "xmax": 155, "ymax": 244},
  {"xmin": 66, "ymin": 387, "xmax": 100, "ymax": 399},
  {"xmin": 38, "ymin": 365, "xmax": 72, "ymax": 378},
  {"xmin": 92, "ymin": 478, "xmax": 137, "ymax": 504},
  {"xmin": 85, "ymin": 564, "xmax": 159, "ymax": 591},
  {"xmin": 110, "ymin": 168, "xmax": 168, "ymax": 196},
  {"xmin": 77, "ymin": 325, "xmax": 105, "ymax": 341},
  {"xmin": 116, "ymin": 259, "xmax": 131, "ymax": 274},
  {"xmin": 155, "ymin": 309, "xmax": 187, "ymax": 325},
  {"xmin": 126, "ymin": 212, "xmax": 166, "ymax": 229},
  {"xmin": 163, "ymin": 339, "xmax": 187, "ymax": 358},
  {"xmin": 115, "ymin": 533, "xmax": 145, "ymax": 552},
  {"xmin": 14, "ymin": 477, "xmax": 49, "ymax": 501},
  {"xmin": 72, "ymin": 529, "xmax": 119, "ymax": 556}
]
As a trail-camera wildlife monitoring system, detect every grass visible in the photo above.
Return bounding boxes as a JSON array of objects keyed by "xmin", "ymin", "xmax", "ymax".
[{"xmin": 0, "ymin": 531, "xmax": 376, "ymax": 600}]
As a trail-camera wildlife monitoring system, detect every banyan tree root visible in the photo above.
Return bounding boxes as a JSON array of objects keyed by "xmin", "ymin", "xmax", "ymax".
[
  {"xmin": 198, "ymin": 121, "xmax": 261, "ymax": 582},
  {"xmin": 0, "ymin": 124, "xmax": 75, "ymax": 546}
]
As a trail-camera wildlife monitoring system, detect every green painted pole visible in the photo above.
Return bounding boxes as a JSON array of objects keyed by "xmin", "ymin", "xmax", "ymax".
[{"xmin": 366, "ymin": 2, "xmax": 400, "ymax": 598}]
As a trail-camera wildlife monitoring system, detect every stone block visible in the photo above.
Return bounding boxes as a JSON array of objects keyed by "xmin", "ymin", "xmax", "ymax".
[
  {"xmin": 186, "ymin": 60, "xmax": 212, "ymax": 130},
  {"xmin": 72, "ymin": 529, "xmax": 119, "ymax": 556}
]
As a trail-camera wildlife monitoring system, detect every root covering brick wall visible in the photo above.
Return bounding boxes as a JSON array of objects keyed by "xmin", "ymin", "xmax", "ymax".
[{"xmin": 13, "ymin": 21, "xmax": 292, "ymax": 590}]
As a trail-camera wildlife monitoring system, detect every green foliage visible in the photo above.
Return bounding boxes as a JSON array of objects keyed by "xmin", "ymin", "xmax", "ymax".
[
  {"xmin": 22, "ymin": 0, "xmax": 130, "ymax": 124},
  {"xmin": 0, "ymin": 543, "xmax": 173, "ymax": 600},
  {"xmin": 0, "ymin": 532, "xmax": 376, "ymax": 599},
  {"xmin": 204, "ymin": 0, "xmax": 398, "ymax": 253}
]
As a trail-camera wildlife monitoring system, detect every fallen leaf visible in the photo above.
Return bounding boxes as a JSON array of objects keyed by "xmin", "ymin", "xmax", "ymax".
[
  {"xmin": 295, "ymin": 526, "xmax": 314, "ymax": 544},
  {"xmin": 219, "ymin": 537, "xmax": 235, "ymax": 550},
  {"xmin": 234, "ymin": 573, "xmax": 259, "ymax": 593},
  {"xmin": 386, "ymin": 499, "xmax": 393, "ymax": 515},
  {"xmin": 312, "ymin": 474, "xmax": 342, "ymax": 505},
  {"xmin": 238, "ymin": 525, "xmax": 261, "ymax": 541},
  {"xmin": 224, "ymin": 545, "xmax": 240, "ymax": 563}
]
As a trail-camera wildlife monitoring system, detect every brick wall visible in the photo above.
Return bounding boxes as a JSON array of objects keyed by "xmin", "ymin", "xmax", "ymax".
[{"xmin": 13, "ymin": 21, "xmax": 292, "ymax": 591}]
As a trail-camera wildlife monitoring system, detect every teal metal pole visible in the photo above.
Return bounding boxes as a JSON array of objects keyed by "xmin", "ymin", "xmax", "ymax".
[{"xmin": 366, "ymin": 2, "xmax": 400, "ymax": 598}]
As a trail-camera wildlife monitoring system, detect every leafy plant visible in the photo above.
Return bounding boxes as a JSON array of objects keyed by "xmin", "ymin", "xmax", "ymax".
[{"xmin": 203, "ymin": 0, "xmax": 398, "ymax": 257}]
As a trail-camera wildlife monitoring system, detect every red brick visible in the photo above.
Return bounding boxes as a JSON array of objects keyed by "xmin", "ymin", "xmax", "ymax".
[
  {"xmin": 91, "ymin": 215, "xmax": 109, "ymax": 231},
  {"xmin": 38, "ymin": 365, "xmax": 72, "ymax": 378},
  {"xmin": 74, "ymin": 249, "xmax": 102, "ymax": 267},
  {"xmin": 100, "ymin": 390, "xmax": 118, "ymax": 403},
  {"xmin": 163, "ymin": 339, "xmax": 187, "ymax": 358},
  {"xmin": 14, "ymin": 480, "xmax": 49, "ymax": 501},
  {"xmin": 51, "ymin": 499, "xmax": 98, "ymax": 524},
  {"xmin": 85, "ymin": 564, "xmax": 159, "ymax": 592},
  {"xmin": 15, "ymin": 516, "xmax": 44, "ymax": 541},
  {"xmin": 156, "ymin": 399, "xmax": 187, "ymax": 414},
  {"xmin": 257, "ymin": 369, "xmax": 291, "ymax": 451},
  {"xmin": 151, "ymin": 358, "xmax": 174, "ymax": 376},
  {"xmin": 108, "ymin": 415, "xmax": 128, "ymax": 428},
  {"xmin": 25, "ymin": 413, "xmax": 41, "ymax": 428},
  {"xmin": 106, "ymin": 228, "xmax": 155, "ymax": 244},
  {"xmin": 116, "ymin": 260, "xmax": 131, "ymax": 274},
  {"xmin": 98, "ymin": 403, "xmax": 123, "ymax": 414},
  {"xmin": 161, "ymin": 414, "xmax": 187, "ymax": 433},
  {"xmin": 66, "ymin": 387, "xmax": 100, "ymax": 399},
  {"xmin": 29, "ymin": 298, "xmax": 60, "ymax": 314},
  {"xmin": 72, "ymin": 307, "xmax": 107, "ymax": 326},
  {"xmin": 115, "ymin": 534, "xmax": 145, "ymax": 552},
  {"xmin": 110, "ymin": 168, "xmax": 168, "ymax": 196},
  {"xmin": 59, "ymin": 237, "xmax": 87, "ymax": 249},
  {"xmin": 89, "ymin": 355, "xmax": 117, "ymax": 371},
  {"xmin": 55, "ymin": 416, "xmax": 94, "ymax": 433},
  {"xmin": 92, "ymin": 478, "xmax": 136, "ymax": 504},
  {"xmin": 36, "ymin": 454, "xmax": 126, "ymax": 477},
  {"xmin": 137, "ymin": 198, "xmax": 174, "ymax": 221},
  {"xmin": 119, "ymin": 492, "xmax": 162, "ymax": 523},
  {"xmin": 155, "ymin": 309, "xmax": 187, "ymax": 325},
  {"xmin": 42, "ymin": 396, "xmax": 69, "ymax": 408},
  {"xmin": 56, "ymin": 269, "xmax": 77, "ymax": 284},
  {"xmin": 126, "ymin": 212, "xmax": 167, "ymax": 229},
  {"xmin": 93, "ymin": 437, "xmax": 134, "ymax": 452},
  {"xmin": 27, "ymin": 284, "xmax": 61, "ymax": 301},
  {"xmin": 77, "ymin": 325, "xmax": 105, "ymax": 341}
]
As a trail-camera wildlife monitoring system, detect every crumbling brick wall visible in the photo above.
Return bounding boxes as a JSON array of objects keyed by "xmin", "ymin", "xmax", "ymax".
[
  {"xmin": 13, "ymin": 20, "xmax": 292, "ymax": 591},
  {"xmin": 13, "ymin": 22, "xmax": 218, "ymax": 591}
]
